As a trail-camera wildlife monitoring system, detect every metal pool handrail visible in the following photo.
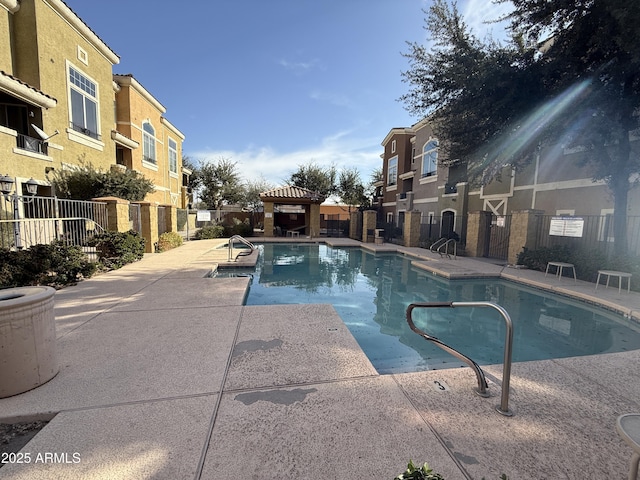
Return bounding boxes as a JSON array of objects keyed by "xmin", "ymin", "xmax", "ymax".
[
  {"xmin": 228, "ymin": 235, "xmax": 256, "ymax": 261},
  {"xmin": 406, "ymin": 301, "xmax": 514, "ymax": 416}
]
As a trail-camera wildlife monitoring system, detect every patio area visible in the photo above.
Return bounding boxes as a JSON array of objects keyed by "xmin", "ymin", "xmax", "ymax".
[{"xmin": 1, "ymin": 238, "xmax": 639, "ymax": 479}]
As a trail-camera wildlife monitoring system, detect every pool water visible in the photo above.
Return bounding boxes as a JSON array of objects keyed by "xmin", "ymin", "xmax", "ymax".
[{"xmin": 238, "ymin": 243, "xmax": 640, "ymax": 374}]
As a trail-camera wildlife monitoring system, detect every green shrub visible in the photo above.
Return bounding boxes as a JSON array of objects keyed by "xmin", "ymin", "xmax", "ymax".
[
  {"xmin": 52, "ymin": 161, "xmax": 154, "ymax": 201},
  {"xmin": 157, "ymin": 231, "xmax": 183, "ymax": 252},
  {"xmin": 89, "ymin": 230, "xmax": 145, "ymax": 268},
  {"xmin": 394, "ymin": 460, "xmax": 508, "ymax": 480},
  {"xmin": 223, "ymin": 217, "xmax": 252, "ymax": 237},
  {"xmin": 517, "ymin": 246, "xmax": 640, "ymax": 290},
  {"xmin": 194, "ymin": 225, "xmax": 225, "ymax": 239},
  {"xmin": 0, "ymin": 241, "xmax": 96, "ymax": 288}
]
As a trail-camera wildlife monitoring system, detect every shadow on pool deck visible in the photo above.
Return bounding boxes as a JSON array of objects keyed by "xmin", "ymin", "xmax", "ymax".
[{"xmin": 0, "ymin": 237, "xmax": 639, "ymax": 479}]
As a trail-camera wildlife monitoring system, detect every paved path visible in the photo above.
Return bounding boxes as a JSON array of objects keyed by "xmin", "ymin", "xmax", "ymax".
[{"xmin": 1, "ymin": 238, "xmax": 639, "ymax": 479}]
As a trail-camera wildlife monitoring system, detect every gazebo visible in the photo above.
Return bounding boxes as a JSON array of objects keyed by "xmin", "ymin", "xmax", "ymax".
[{"xmin": 259, "ymin": 186, "xmax": 325, "ymax": 237}]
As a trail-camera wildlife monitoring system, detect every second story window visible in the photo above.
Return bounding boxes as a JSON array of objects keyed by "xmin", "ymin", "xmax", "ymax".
[
  {"xmin": 422, "ymin": 139, "xmax": 438, "ymax": 177},
  {"xmin": 168, "ymin": 138, "xmax": 177, "ymax": 174},
  {"xmin": 387, "ymin": 156, "xmax": 398, "ymax": 186},
  {"xmin": 69, "ymin": 66, "xmax": 99, "ymax": 139},
  {"xmin": 143, "ymin": 122, "xmax": 156, "ymax": 164}
]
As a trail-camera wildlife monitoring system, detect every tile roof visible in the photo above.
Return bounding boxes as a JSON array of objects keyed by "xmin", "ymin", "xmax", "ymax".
[
  {"xmin": 260, "ymin": 185, "xmax": 325, "ymax": 202},
  {"xmin": 0, "ymin": 70, "xmax": 57, "ymax": 107}
]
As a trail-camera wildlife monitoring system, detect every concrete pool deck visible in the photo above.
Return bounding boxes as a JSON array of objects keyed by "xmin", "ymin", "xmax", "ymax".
[{"xmin": 1, "ymin": 237, "xmax": 639, "ymax": 479}]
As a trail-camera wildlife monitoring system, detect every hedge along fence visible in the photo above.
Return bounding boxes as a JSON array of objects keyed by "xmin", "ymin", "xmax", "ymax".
[
  {"xmin": 517, "ymin": 245, "xmax": 640, "ymax": 291},
  {"xmin": 0, "ymin": 231, "xmax": 148, "ymax": 289}
]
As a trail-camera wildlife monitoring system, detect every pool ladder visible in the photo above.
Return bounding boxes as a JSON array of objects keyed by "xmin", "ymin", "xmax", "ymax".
[
  {"xmin": 429, "ymin": 237, "xmax": 457, "ymax": 259},
  {"xmin": 228, "ymin": 235, "xmax": 256, "ymax": 261},
  {"xmin": 406, "ymin": 301, "xmax": 514, "ymax": 416}
]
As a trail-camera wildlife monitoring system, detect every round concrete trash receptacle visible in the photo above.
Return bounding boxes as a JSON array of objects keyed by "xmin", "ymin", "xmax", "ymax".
[{"xmin": 0, "ymin": 286, "xmax": 58, "ymax": 398}]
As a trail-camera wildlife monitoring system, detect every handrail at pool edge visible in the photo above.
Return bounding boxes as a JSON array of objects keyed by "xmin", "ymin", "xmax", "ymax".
[{"xmin": 406, "ymin": 301, "xmax": 514, "ymax": 417}]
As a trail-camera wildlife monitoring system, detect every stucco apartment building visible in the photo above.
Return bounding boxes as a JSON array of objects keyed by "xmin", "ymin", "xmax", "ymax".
[
  {"xmin": 378, "ymin": 117, "xmax": 640, "ymax": 248},
  {"xmin": 0, "ymin": 0, "xmax": 185, "ymax": 207}
]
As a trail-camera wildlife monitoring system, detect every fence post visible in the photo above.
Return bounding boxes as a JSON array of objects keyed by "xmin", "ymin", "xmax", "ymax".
[
  {"xmin": 362, "ymin": 210, "xmax": 377, "ymax": 243},
  {"xmin": 92, "ymin": 197, "xmax": 130, "ymax": 233},
  {"xmin": 508, "ymin": 210, "xmax": 544, "ymax": 265},
  {"xmin": 263, "ymin": 202, "xmax": 274, "ymax": 237},
  {"xmin": 164, "ymin": 205, "xmax": 177, "ymax": 233},
  {"xmin": 466, "ymin": 211, "xmax": 492, "ymax": 258},
  {"xmin": 349, "ymin": 211, "xmax": 361, "ymax": 240},
  {"xmin": 138, "ymin": 201, "xmax": 158, "ymax": 253},
  {"xmin": 404, "ymin": 210, "xmax": 422, "ymax": 247}
]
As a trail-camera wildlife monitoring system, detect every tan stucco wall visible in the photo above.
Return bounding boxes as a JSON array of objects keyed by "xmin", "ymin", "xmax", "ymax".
[
  {"xmin": 0, "ymin": 7, "xmax": 13, "ymax": 72},
  {"xmin": 115, "ymin": 80, "xmax": 184, "ymax": 206},
  {"xmin": 3, "ymin": 0, "xmax": 118, "ymax": 186}
]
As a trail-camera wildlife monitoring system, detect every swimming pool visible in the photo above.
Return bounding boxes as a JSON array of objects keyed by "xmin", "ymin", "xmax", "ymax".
[{"xmin": 236, "ymin": 243, "xmax": 640, "ymax": 374}]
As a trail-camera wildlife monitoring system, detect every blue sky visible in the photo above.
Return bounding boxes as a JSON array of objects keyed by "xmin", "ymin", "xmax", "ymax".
[{"xmin": 65, "ymin": 0, "xmax": 512, "ymax": 187}]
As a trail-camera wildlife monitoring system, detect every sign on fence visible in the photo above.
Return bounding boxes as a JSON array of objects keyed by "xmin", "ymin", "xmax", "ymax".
[
  {"xmin": 549, "ymin": 217, "xmax": 584, "ymax": 237},
  {"xmin": 196, "ymin": 210, "xmax": 211, "ymax": 222}
]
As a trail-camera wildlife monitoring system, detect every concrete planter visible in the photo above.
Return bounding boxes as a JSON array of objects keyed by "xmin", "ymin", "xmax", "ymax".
[{"xmin": 0, "ymin": 286, "xmax": 58, "ymax": 398}]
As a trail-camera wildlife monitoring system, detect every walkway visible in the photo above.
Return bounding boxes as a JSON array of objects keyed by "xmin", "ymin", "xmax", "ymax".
[{"xmin": 0, "ymin": 238, "xmax": 639, "ymax": 479}]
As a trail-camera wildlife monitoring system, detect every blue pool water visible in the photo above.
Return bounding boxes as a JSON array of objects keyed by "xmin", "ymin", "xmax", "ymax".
[{"xmin": 235, "ymin": 243, "xmax": 640, "ymax": 374}]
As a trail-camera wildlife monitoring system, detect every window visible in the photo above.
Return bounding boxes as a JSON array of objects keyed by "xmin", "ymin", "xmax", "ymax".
[
  {"xmin": 387, "ymin": 156, "xmax": 398, "ymax": 186},
  {"xmin": 69, "ymin": 66, "xmax": 99, "ymax": 139},
  {"xmin": 143, "ymin": 122, "xmax": 156, "ymax": 164},
  {"xmin": 422, "ymin": 140, "xmax": 438, "ymax": 177},
  {"xmin": 168, "ymin": 138, "xmax": 177, "ymax": 174},
  {"xmin": 391, "ymin": 139, "xmax": 396, "ymax": 153}
]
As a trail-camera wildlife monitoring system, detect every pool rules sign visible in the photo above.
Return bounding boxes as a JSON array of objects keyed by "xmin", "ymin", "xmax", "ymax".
[{"xmin": 549, "ymin": 217, "xmax": 584, "ymax": 237}]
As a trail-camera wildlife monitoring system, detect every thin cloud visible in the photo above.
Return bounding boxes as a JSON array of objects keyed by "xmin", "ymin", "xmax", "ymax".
[
  {"xmin": 189, "ymin": 130, "xmax": 381, "ymax": 187},
  {"xmin": 310, "ymin": 90, "xmax": 355, "ymax": 109},
  {"xmin": 462, "ymin": 0, "xmax": 513, "ymax": 40},
  {"xmin": 278, "ymin": 58, "xmax": 321, "ymax": 75}
]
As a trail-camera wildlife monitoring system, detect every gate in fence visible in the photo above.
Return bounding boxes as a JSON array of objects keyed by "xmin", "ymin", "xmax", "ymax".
[
  {"xmin": 129, "ymin": 204, "xmax": 141, "ymax": 234},
  {"xmin": 484, "ymin": 214, "xmax": 511, "ymax": 260},
  {"xmin": 0, "ymin": 195, "xmax": 108, "ymax": 250}
]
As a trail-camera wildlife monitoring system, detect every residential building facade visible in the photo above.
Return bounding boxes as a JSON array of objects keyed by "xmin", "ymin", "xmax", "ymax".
[
  {"xmin": 114, "ymin": 74, "xmax": 185, "ymax": 207},
  {"xmin": 0, "ymin": 0, "xmax": 185, "ymax": 207},
  {"xmin": 376, "ymin": 117, "xmax": 640, "ymax": 252}
]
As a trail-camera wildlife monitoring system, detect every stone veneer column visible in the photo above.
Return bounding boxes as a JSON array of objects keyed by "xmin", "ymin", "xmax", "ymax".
[
  {"xmin": 349, "ymin": 211, "xmax": 361, "ymax": 240},
  {"xmin": 165, "ymin": 205, "xmax": 178, "ymax": 233},
  {"xmin": 403, "ymin": 210, "xmax": 422, "ymax": 247},
  {"xmin": 362, "ymin": 210, "xmax": 377, "ymax": 243},
  {"xmin": 138, "ymin": 202, "xmax": 158, "ymax": 253},
  {"xmin": 309, "ymin": 203, "xmax": 321, "ymax": 238},
  {"xmin": 507, "ymin": 210, "xmax": 544, "ymax": 265},
  {"xmin": 263, "ymin": 202, "xmax": 274, "ymax": 237},
  {"xmin": 92, "ymin": 197, "xmax": 130, "ymax": 233},
  {"xmin": 465, "ymin": 211, "xmax": 492, "ymax": 258}
]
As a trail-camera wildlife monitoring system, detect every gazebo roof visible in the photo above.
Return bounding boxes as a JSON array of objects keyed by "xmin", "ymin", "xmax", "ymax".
[{"xmin": 259, "ymin": 185, "xmax": 325, "ymax": 204}]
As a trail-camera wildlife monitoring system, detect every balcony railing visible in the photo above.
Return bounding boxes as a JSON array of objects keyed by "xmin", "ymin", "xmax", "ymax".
[{"xmin": 17, "ymin": 134, "xmax": 48, "ymax": 155}]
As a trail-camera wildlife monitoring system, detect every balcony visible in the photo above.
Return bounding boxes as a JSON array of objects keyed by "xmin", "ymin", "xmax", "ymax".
[{"xmin": 17, "ymin": 133, "xmax": 48, "ymax": 155}]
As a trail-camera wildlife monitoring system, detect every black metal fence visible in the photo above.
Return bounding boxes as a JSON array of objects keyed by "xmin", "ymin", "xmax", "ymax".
[
  {"xmin": 322, "ymin": 218, "xmax": 349, "ymax": 237},
  {"xmin": 531, "ymin": 214, "xmax": 640, "ymax": 257},
  {"xmin": 377, "ymin": 221, "xmax": 404, "ymax": 244},
  {"xmin": 0, "ymin": 195, "xmax": 108, "ymax": 252}
]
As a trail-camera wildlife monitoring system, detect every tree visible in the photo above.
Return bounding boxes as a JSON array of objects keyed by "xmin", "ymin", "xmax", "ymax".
[
  {"xmin": 198, "ymin": 157, "xmax": 244, "ymax": 209},
  {"xmin": 52, "ymin": 161, "xmax": 154, "ymax": 201},
  {"xmin": 336, "ymin": 167, "xmax": 370, "ymax": 211},
  {"xmin": 502, "ymin": 0, "xmax": 640, "ymax": 252},
  {"xmin": 241, "ymin": 176, "xmax": 274, "ymax": 228},
  {"xmin": 287, "ymin": 162, "xmax": 337, "ymax": 198},
  {"xmin": 401, "ymin": 0, "xmax": 640, "ymax": 252},
  {"xmin": 182, "ymin": 156, "xmax": 201, "ymax": 208}
]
